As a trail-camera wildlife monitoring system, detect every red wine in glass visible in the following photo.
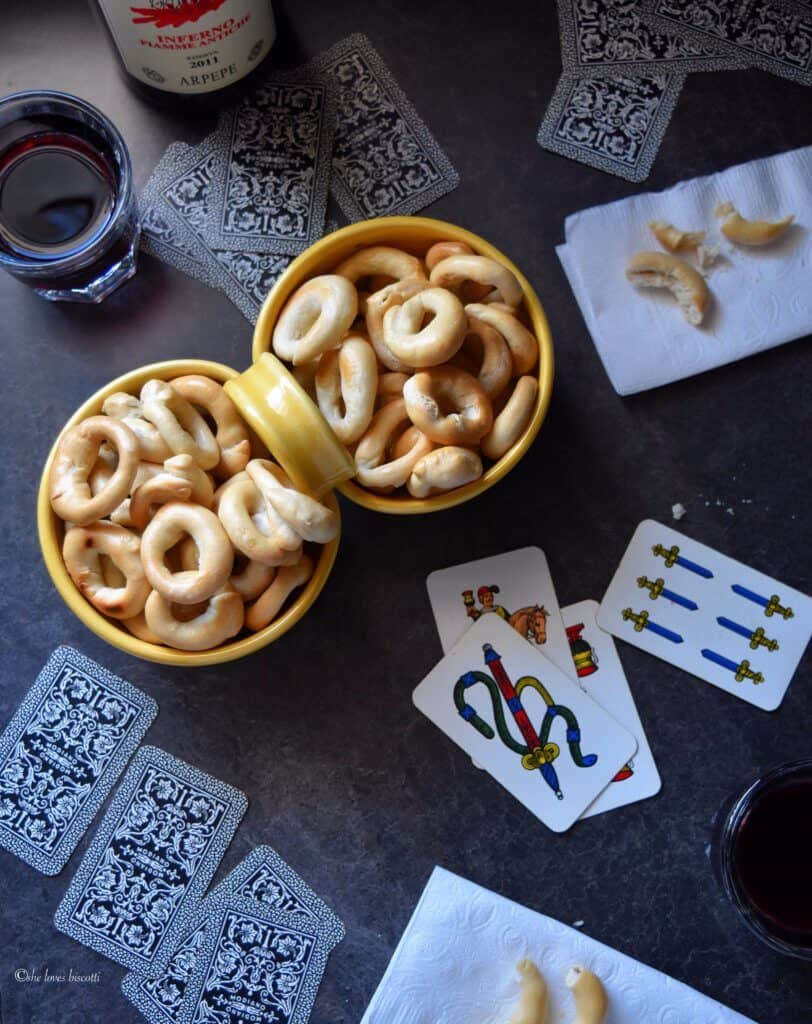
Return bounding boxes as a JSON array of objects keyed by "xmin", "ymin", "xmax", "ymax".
[{"xmin": 0, "ymin": 91, "xmax": 139, "ymax": 302}]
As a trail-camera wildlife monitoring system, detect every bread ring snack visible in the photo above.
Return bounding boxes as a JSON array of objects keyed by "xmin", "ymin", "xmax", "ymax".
[
  {"xmin": 564, "ymin": 965, "xmax": 607, "ymax": 1024},
  {"xmin": 383, "ymin": 287, "xmax": 467, "ymax": 367},
  {"xmin": 460, "ymin": 315, "xmax": 512, "ymax": 398},
  {"xmin": 245, "ymin": 460, "xmax": 340, "ymax": 544},
  {"xmin": 509, "ymin": 959, "xmax": 548, "ymax": 1024},
  {"xmin": 129, "ymin": 473, "xmax": 193, "ymax": 532},
  {"xmin": 140, "ymin": 379, "xmax": 220, "ymax": 470},
  {"xmin": 430, "ymin": 254, "xmax": 523, "ymax": 308},
  {"xmin": 170, "ymin": 374, "xmax": 251, "ymax": 479},
  {"xmin": 63, "ymin": 522, "xmax": 150, "ymax": 619},
  {"xmin": 334, "ymin": 245, "xmax": 425, "ymax": 285},
  {"xmin": 230, "ymin": 557, "xmax": 276, "ymax": 602},
  {"xmin": 718, "ymin": 204, "xmax": 794, "ymax": 246},
  {"xmin": 355, "ymin": 399, "xmax": 434, "ymax": 490},
  {"xmin": 272, "ymin": 275, "xmax": 358, "ymax": 365},
  {"xmin": 315, "ymin": 335, "xmax": 377, "ymax": 444},
  {"xmin": 144, "ymin": 586, "xmax": 244, "ymax": 651},
  {"xmin": 217, "ymin": 475, "xmax": 302, "ymax": 566},
  {"xmin": 465, "ymin": 303, "xmax": 538, "ymax": 375},
  {"xmin": 424, "ymin": 240, "xmax": 474, "ymax": 272},
  {"xmin": 102, "ymin": 393, "xmax": 173, "ymax": 463},
  {"xmin": 50, "ymin": 416, "xmax": 140, "ymax": 526},
  {"xmin": 403, "ymin": 366, "xmax": 493, "ymax": 445},
  {"xmin": 407, "ymin": 446, "xmax": 483, "ymax": 498},
  {"xmin": 625, "ymin": 251, "xmax": 709, "ymax": 326},
  {"xmin": 245, "ymin": 555, "xmax": 314, "ymax": 632},
  {"xmin": 390, "ymin": 424, "xmax": 432, "ymax": 461},
  {"xmin": 161, "ymin": 453, "xmax": 215, "ymax": 507},
  {"xmin": 365, "ymin": 278, "xmax": 427, "ymax": 371},
  {"xmin": 481, "ymin": 375, "xmax": 538, "ymax": 460},
  {"xmin": 141, "ymin": 502, "xmax": 233, "ymax": 604},
  {"xmin": 121, "ymin": 610, "xmax": 163, "ymax": 645},
  {"xmin": 377, "ymin": 372, "xmax": 409, "ymax": 406}
]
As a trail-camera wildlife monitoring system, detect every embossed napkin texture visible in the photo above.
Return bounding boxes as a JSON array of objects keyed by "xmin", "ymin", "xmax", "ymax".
[
  {"xmin": 360, "ymin": 866, "xmax": 757, "ymax": 1024},
  {"xmin": 556, "ymin": 145, "xmax": 812, "ymax": 394}
]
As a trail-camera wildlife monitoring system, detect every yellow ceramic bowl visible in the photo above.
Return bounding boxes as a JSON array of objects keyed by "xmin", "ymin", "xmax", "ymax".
[
  {"xmin": 252, "ymin": 216, "xmax": 554, "ymax": 513},
  {"xmin": 37, "ymin": 359, "xmax": 341, "ymax": 667}
]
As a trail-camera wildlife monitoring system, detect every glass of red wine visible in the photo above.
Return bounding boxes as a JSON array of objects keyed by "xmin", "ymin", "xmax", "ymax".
[
  {"xmin": 715, "ymin": 759, "xmax": 812, "ymax": 959},
  {"xmin": 0, "ymin": 90, "xmax": 139, "ymax": 302}
]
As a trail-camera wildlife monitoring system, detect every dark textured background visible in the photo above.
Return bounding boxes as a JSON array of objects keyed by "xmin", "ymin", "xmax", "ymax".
[{"xmin": 1, "ymin": 2, "xmax": 810, "ymax": 1022}]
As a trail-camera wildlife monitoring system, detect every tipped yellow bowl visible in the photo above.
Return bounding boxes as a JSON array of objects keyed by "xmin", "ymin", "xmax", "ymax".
[
  {"xmin": 252, "ymin": 216, "xmax": 553, "ymax": 514},
  {"xmin": 37, "ymin": 360, "xmax": 341, "ymax": 667}
]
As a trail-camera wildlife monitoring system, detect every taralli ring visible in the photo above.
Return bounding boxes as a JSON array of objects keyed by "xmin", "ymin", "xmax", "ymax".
[
  {"xmin": 509, "ymin": 959, "xmax": 548, "ymax": 1024},
  {"xmin": 424, "ymin": 240, "xmax": 474, "ymax": 272},
  {"xmin": 465, "ymin": 303, "xmax": 539, "ymax": 375},
  {"xmin": 403, "ymin": 366, "xmax": 493, "ymax": 445},
  {"xmin": 377, "ymin": 372, "xmax": 409, "ymax": 406},
  {"xmin": 481, "ymin": 375, "xmax": 538, "ymax": 460},
  {"xmin": 170, "ymin": 374, "xmax": 251, "ymax": 479},
  {"xmin": 217, "ymin": 475, "xmax": 302, "ymax": 566},
  {"xmin": 245, "ymin": 555, "xmax": 314, "ymax": 632},
  {"xmin": 141, "ymin": 502, "xmax": 233, "ymax": 604},
  {"xmin": 460, "ymin": 314, "xmax": 513, "ymax": 398},
  {"xmin": 129, "ymin": 473, "xmax": 192, "ymax": 531},
  {"xmin": 383, "ymin": 287, "xmax": 467, "ymax": 367},
  {"xmin": 334, "ymin": 245, "xmax": 426, "ymax": 285},
  {"xmin": 430, "ymin": 253, "xmax": 523, "ymax": 308},
  {"xmin": 102, "ymin": 393, "xmax": 173, "ymax": 463},
  {"xmin": 564, "ymin": 966, "xmax": 608, "ymax": 1024},
  {"xmin": 315, "ymin": 335, "xmax": 377, "ymax": 444},
  {"xmin": 144, "ymin": 587, "xmax": 245, "ymax": 651},
  {"xmin": 407, "ymin": 446, "xmax": 483, "ymax": 498},
  {"xmin": 62, "ymin": 522, "xmax": 150, "ymax": 619},
  {"xmin": 50, "ymin": 416, "xmax": 140, "ymax": 526},
  {"xmin": 364, "ymin": 278, "xmax": 427, "ymax": 371},
  {"xmin": 272, "ymin": 274, "xmax": 358, "ymax": 365},
  {"xmin": 245, "ymin": 459, "xmax": 340, "ymax": 543},
  {"xmin": 140, "ymin": 379, "xmax": 220, "ymax": 470},
  {"xmin": 230, "ymin": 557, "xmax": 276, "ymax": 602},
  {"xmin": 355, "ymin": 399, "xmax": 435, "ymax": 490}
]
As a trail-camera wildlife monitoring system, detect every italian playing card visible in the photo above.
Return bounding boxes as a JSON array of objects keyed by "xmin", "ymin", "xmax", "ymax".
[
  {"xmin": 122, "ymin": 844, "xmax": 345, "ymax": 1024},
  {"xmin": 0, "ymin": 647, "xmax": 157, "ymax": 875},
  {"xmin": 563, "ymin": 601, "xmax": 661, "ymax": 818},
  {"xmin": 54, "ymin": 746, "xmax": 247, "ymax": 974},
  {"xmin": 598, "ymin": 520, "xmax": 812, "ymax": 711},
  {"xmin": 413, "ymin": 615, "xmax": 638, "ymax": 832},
  {"xmin": 427, "ymin": 546, "xmax": 576, "ymax": 680}
]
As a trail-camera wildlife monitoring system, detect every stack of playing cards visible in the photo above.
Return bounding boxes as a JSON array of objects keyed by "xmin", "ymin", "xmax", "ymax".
[
  {"xmin": 539, "ymin": 0, "xmax": 812, "ymax": 181},
  {"xmin": 140, "ymin": 33, "xmax": 459, "ymax": 322},
  {"xmin": 416, "ymin": 529, "xmax": 810, "ymax": 831}
]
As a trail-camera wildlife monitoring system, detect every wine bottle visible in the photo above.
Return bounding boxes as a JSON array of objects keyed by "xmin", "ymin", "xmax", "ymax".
[{"xmin": 93, "ymin": 0, "xmax": 276, "ymax": 105}]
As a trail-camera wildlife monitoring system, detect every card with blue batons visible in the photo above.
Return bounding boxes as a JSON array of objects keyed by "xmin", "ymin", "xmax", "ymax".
[
  {"xmin": 0, "ymin": 646, "xmax": 157, "ymax": 875},
  {"xmin": 122, "ymin": 844, "xmax": 345, "ymax": 1024},
  {"xmin": 413, "ymin": 615, "xmax": 637, "ymax": 833},
  {"xmin": 54, "ymin": 745, "xmax": 247, "ymax": 974},
  {"xmin": 598, "ymin": 520, "xmax": 812, "ymax": 711},
  {"xmin": 174, "ymin": 892, "xmax": 333, "ymax": 1024}
]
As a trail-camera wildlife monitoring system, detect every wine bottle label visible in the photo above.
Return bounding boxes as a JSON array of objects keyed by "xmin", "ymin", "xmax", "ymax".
[{"xmin": 96, "ymin": 0, "xmax": 276, "ymax": 94}]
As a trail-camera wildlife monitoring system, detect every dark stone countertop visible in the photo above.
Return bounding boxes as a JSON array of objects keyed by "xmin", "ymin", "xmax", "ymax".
[{"xmin": 0, "ymin": 2, "xmax": 810, "ymax": 1022}]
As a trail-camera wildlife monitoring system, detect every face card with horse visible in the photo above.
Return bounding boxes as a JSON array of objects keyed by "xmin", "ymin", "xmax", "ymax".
[
  {"xmin": 413, "ymin": 615, "xmax": 638, "ymax": 832},
  {"xmin": 427, "ymin": 546, "xmax": 575, "ymax": 680}
]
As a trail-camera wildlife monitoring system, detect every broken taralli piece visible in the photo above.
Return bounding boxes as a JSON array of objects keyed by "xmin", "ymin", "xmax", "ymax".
[
  {"xmin": 509, "ymin": 959, "xmax": 548, "ymax": 1024},
  {"xmin": 625, "ymin": 251, "xmax": 710, "ymax": 326},
  {"xmin": 716, "ymin": 203, "xmax": 794, "ymax": 246},
  {"xmin": 565, "ymin": 965, "xmax": 608, "ymax": 1024}
]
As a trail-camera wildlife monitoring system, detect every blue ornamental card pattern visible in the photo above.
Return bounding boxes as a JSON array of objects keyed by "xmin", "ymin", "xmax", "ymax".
[
  {"xmin": 122, "ymin": 845, "xmax": 345, "ymax": 1024},
  {"xmin": 54, "ymin": 746, "xmax": 247, "ymax": 974},
  {"xmin": 0, "ymin": 647, "xmax": 157, "ymax": 875},
  {"xmin": 176, "ymin": 894, "xmax": 331, "ymax": 1024}
]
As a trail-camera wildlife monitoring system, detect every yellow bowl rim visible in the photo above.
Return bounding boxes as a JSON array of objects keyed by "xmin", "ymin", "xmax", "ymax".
[
  {"xmin": 37, "ymin": 358, "xmax": 340, "ymax": 667},
  {"xmin": 252, "ymin": 215, "xmax": 554, "ymax": 514}
]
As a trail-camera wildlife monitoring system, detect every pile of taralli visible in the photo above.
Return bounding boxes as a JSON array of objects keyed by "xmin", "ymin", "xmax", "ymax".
[
  {"xmin": 271, "ymin": 240, "xmax": 541, "ymax": 499},
  {"xmin": 48, "ymin": 375, "xmax": 339, "ymax": 651}
]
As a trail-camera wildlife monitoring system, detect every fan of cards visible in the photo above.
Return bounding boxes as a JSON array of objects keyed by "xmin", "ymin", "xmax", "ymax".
[
  {"xmin": 538, "ymin": 0, "xmax": 812, "ymax": 182},
  {"xmin": 140, "ymin": 33, "xmax": 459, "ymax": 323},
  {"xmin": 416, "ymin": 521, "xmax": 811, "ymax": 832},
  {"xmin": 0, "ymin": 647, "xmax": 343, "ymax": 1024}
]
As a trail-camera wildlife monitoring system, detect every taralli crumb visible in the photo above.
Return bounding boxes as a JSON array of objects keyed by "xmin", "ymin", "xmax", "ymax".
[
  {"xmin": 403, "ymin": 366, "xmax": 493, "ymax": 445},
  {"xmin": 140, "ymin": 379, "xmax": 220, "ymax": 470},
  {"xmin": 170, "ymin": 374, "xmax": 250, "ymax": 479},
  {"xmin": 564, "ymin": 965, "xmax": 608, "ymax": 1024},
  {"xmin": 245, "ymin": 555, "xmax": 315, "ymax": 632},
  {"xmin": 50, "ymin": 416, "xmax": 140, "ymax": 526},
  {"xmin": 649, "ymin": 219, "xmax": 706, "ymax": 252},
  {"xmin": 141, "ymin": 502, "xmax": 233, "ymax": 605},
  {"xmin": 481, "ymin": 375, "xmax": 538, "ymax": 460},
  {"xmin": 407, "ymin": 446, "xmax": 483, "ymax": 498},
  {"xmin": 272, "ymin": 274, "xmax": 358, "ymax": 365},
  {"xmin": 429, "ymin": 253, "xmax": 523, "ymax": 308},
  {"xmin": 144, "ymin": 586, "xmax": 245, "ymax": 651},
  {"xmin": 315, "ymin": 335, "xmax": 377, "ymax": 443},
  {"xmin": 465, "ymin": 303, "xmax": 538, "ymax": 375},
  {"xmin": 383, "ymin": 287, "xmax": 467, "ymax": 367},
  {"xmin": 509, "ymin": 959, "xmax": 548, "ymax": 1024},
  {"xmin": 63, "ymin": 522, "xmax": 150, "ymax": 619},
  {"xmin": 718, "ymin": 204, "xmax": 794, "ymax": 246},
  {"xmin": 625, "ymin": 251, "xmax": 710, "ymax": 326},
  {"xmin": 355, "ymin": 399, "xmax": 434, "ymax": 490},
  {"xmin": 334, "ymin": 245, "xmax": 426, "ymax": 285}
]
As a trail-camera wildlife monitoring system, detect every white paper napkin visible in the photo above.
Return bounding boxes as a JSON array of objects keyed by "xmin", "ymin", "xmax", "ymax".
[
  {"xmin": 557, "ymin": 146, "xmax": 812, "ymax": 395},
  {"xmin": 361, "ymin": 866, "xmax": 756, "ymax": 1024}
]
